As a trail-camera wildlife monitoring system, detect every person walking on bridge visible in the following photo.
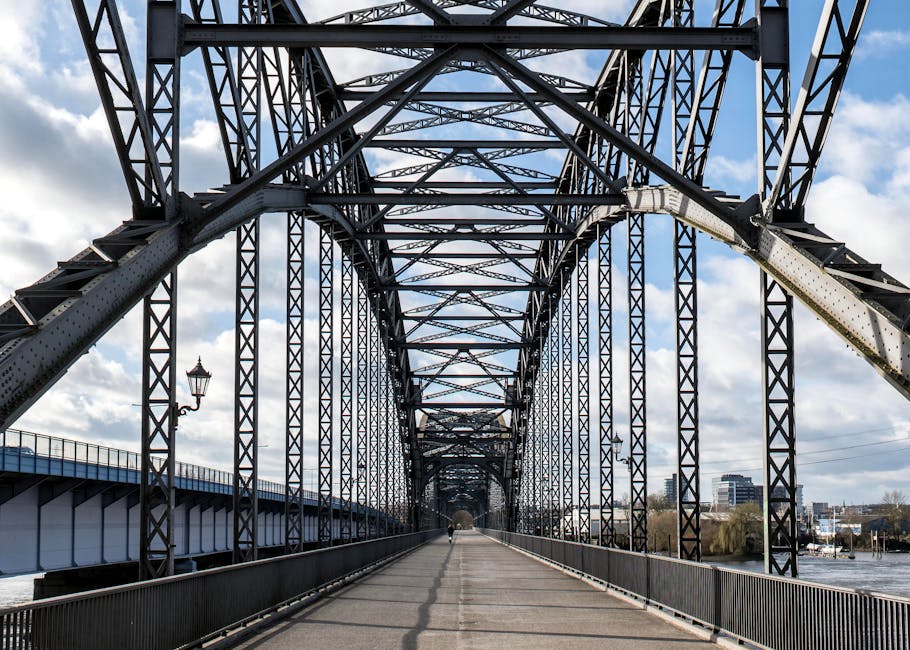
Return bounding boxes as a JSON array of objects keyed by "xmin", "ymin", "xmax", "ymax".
[{"xmin": 447, "ymin": 523, "xmax": 455, "ymax": 544}]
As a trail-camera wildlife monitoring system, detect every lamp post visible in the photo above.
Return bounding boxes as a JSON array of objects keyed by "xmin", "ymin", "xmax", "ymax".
[
  {"xmin": 611, "ymin": 434, "xmax": 629, "ymax": 467},
  {"xmin": 611, "ymin": 434, "xmax": 623, "ymax": 461},
  {"xmin": 176, "ymin": 356, "xmax": 212, "ymax": 419},
  {"xmin": 611, "ymin": 434, "xmax": 634, "ymax": 548}
]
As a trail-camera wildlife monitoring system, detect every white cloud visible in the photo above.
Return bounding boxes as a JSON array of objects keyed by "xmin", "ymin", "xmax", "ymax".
[
  {"xmin": 0, "ymin": 3, "xmax": 44, "ymax": 75},
  {"xmin": 857, "ymin": 30, "xmax": 910, "ymax": 59},
  {"xmin": 809, "ymin": 94, "xmax": 910, "ymax": 281},
  {"xmin": 704, "ymin": 155, "xmax": 756, "ymax": 186},
  {"xmin": 2, "ymin": 0, "xmax": 910, "ymax": 509},
  {"xmin": 821, "ymin": 92, "xmax": 910, "ymax": 186}
]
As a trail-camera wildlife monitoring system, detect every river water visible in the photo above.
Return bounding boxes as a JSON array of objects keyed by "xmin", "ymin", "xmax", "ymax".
[
  {"xmin": 711, "ymin": 551, "xmax": 910, "ymax": 599},
  {"xmin": 0, "ymin": 573, "xmax": 42, "ymax": 608}
]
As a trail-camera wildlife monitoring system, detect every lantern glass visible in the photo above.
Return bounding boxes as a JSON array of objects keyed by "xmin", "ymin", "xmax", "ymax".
[
  {"xmin": 186, "ymin": 357, "xmax": 212, "ymax": 399},
  {"xmin": 611, "ymin": 435, "xmax": 623, "ymax": 457}
]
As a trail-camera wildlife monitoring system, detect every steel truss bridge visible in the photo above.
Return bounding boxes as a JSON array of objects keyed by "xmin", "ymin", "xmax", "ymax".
[{"xmin": 1, "ymin": 0, "xmax": 905, "ymax": 604}]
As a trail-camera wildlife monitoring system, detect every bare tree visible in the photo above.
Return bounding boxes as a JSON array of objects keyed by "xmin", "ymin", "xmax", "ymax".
[{"xmin": 882, "ymin": 490, "xmax": 907, "ymax": 533}]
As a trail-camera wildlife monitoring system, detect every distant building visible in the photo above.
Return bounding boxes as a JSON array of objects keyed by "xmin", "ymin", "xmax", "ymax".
[
  {"xmin": 808, "ymin": 501, "xmax": 829, "ymax": 520},
  {"xmin": 712, "ymin": 474, "xmax": 757, "ymax": 507},
  {"xmin": 664, "ymin": 473, "xmax": 677, "ymax": 504},
  {"xmin": 755, "ymin": 484, "xmax": 805, "ymax": 515},
  {"xmin": 815, "ymin": 518, "xmax": 862, "ymax": 538}
]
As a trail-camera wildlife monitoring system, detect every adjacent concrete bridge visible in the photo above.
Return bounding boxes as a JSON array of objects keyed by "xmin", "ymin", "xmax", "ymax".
[{"xmin": 0, "ymin": 429, "xmax": 395, "ymax": 579}]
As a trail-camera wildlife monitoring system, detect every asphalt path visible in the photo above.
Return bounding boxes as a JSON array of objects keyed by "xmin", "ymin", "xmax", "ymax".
[{"xmin": 234, "ymin": 530, "xmax": 717, "ymax": 649}]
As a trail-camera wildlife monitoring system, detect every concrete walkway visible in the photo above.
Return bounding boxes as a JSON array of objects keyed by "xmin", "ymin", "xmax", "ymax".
[{"xmin": 234, "ymin": 531, "xmax": 716, "ymax": 649}]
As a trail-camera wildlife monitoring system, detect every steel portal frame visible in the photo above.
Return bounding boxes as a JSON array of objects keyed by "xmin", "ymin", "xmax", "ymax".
[{"xmin": 0, "ymin": 0, "xmax": 890, "ymax": 579}]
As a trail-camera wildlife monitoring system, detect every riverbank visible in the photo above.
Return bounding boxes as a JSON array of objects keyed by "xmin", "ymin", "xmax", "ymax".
[{"xmin": 711, "ymin": 551, "xmax": 910, "ymax": 598}]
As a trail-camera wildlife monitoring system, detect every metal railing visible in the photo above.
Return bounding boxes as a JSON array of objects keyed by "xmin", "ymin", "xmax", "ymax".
[
  {"xmin": 0, "ymin": 428, "xmax": 292, "ymax": 502},
  {"xmin": 0, "ymin": 530, "xmax": 440, "ymax": 650},
  {"xmin": 480, "ymin": 529, "xmax": 910, "ymax": 650}
]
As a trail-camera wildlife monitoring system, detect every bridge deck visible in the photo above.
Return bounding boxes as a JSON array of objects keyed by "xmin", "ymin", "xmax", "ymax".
[{"xmin": 236, "ymin": 530, "xmax": 715, "ymax": 649}]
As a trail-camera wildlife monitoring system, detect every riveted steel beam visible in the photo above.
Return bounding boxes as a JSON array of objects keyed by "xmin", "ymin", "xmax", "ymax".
[
  {"xmin": 308, "ymin": 193, "xmax": 625, "ymax": 206},
  {"xmin": 182, "ymin": 24, "xmax": 758, "ymax": 54}
]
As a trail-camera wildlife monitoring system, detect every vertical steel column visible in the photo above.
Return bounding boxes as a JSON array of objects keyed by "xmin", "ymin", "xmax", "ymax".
[
  {"xmin": 381, "ymin": 350, "xmax": 391, "ymax": 536},
  {"xmin": 537, "ymin": 328, "xmax": 546, "ymax": 536},
  {"xmin": 377, "ymin": 331, "xmax": 386, "ymax": 537},
  {"xmin": 395, "ymin": 412, "xmax": 404, "ymax": 532},
  {"xmin": 548, "ymin": 296, "xmax": 559, "ymax": 539},
  {"xmin": 625, "ymin": 46, "xmax": 649, "ymax": 555},
  {"xmin": 542, "ymin": 308, "xmax": 551, "ymax": 537},
  {"xmin": 145, "ymin": 0, "xmax": 180, "ymax": 207},
  {"xmin": 339, "ymin": 252, "xmax": 354, "ymax": 543},
  {"xmin": 674, "ymin": 221, "xmax": 700, "ymax": 560},
  {"xmin": 627, "ymin": 213, "xmax": 648, "ymax": 554},
  {"xmin": 762, "ymin": 277, "xmax": 797, "ymax": 575},
  {"xmin": 368, "ymin": 314, "xmax": 380, "ymax": 538},
  {"xmin": 758, "ymin": 0, "xmax": 798, "ymax": 577},
  {"xmin": 597, "ymin": 224, "xmax": 615, "ymax": 547},
  {"xmin": 577, "ymin": 251, "xmax": 591, "ymax": 542},
  {"xmin": 672, "ymin": 0, "xmax": 701, "ymax": 562},
  {"xmin": 232, "ymin": 0, "xmax": 262, "ymax": 566},
  {"xmin": 388, "ymin": 367, "xmax": 395, "ymax": 532},
  {"xmin": 140, "ymin": 0, "xmax": 180, "ymax": 581},
  {"xmin": 140, "ymin": 273, "xmax": 178, "ymax": 580},
  {"xmin": 317, "ymin": 227, "xmax": 334, "ymax": 547},
  {"xmin": 390, "ymin": 382, "xmax": 397, "ymax": 533},
  {"xmin": 285, "ymin": 212, "xmax": 304, "ymax": 553},
  {"xmin": 389, "ymin": 401, "xmax": 398, "ymax": 535},
  {"xmin": 521, "ymin": 415, "xmax": 530, "ymax": 533},
  {"xmin": 233, "ymin": 216, "xmax": 260, "ymax": 563},
  {"xmin": 528, "ymin": 361, "xmax": 539, "ymax": 535},
  {"xmin": 356, "ymin": 279, "xmax": 369, "ymax": 541},
  {"xmin": 560, "ymin": 275, "xmax": 572, "ymax": 540},
  {"xmin": 235, "ymin": 0, "xmax": 261, "ymax": 170}
]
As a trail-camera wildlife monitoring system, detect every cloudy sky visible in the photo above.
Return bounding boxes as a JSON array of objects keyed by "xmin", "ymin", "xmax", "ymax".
[{"xmin": 1, "ymin": 0, "xmax": 909, "ymax": 506}]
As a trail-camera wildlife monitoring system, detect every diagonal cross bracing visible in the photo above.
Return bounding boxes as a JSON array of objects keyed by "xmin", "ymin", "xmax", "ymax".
[{"xmin": 0, "ymin": 0, "xmax": 894, "ymax": 580}]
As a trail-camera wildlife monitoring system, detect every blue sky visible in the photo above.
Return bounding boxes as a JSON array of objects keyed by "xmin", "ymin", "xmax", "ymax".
[{"xmin": 1, "ymin": 0, "xmax": 909, "ymax": 505}]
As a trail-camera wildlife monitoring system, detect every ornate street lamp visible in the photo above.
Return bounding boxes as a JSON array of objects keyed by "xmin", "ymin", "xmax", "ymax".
[
  {"xmin": 610, "ymin": 434, "xmax": 623, "ymax": 458},
  {"xmin": 179, "ymin": 356, "xmax": 212, "ymax": 416},
  {"xmin": 611, "ymin": 434, "xmax": 631, "ymax": 467}
]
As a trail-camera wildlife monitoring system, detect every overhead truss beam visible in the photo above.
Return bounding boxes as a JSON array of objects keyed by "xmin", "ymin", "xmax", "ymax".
[{"xmin": 182, "ymin": 24, "xmax": 759, "ymax": 54}]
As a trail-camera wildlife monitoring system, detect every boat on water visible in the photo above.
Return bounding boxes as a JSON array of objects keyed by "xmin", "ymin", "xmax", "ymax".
[{"xmin": 802, "ymin": 543, "xmax": 855, "ymax": 559}]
